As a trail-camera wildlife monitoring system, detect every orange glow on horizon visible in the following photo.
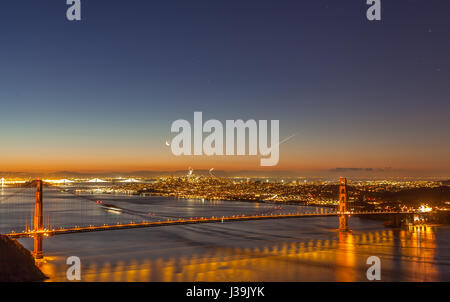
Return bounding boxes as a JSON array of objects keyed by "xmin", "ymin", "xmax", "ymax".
[{"xmin": 0, "ymin": 148, "xmax": 449, "ymax": 174}]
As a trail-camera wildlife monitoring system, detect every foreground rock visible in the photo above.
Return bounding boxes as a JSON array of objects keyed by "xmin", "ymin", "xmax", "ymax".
[{"xmin": 0, "ymin": 235, "xmax": 47, "ymax": 282}]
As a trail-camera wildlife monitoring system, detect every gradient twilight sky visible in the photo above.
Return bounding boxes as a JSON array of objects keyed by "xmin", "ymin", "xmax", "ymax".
[{"xmin": 0, "ymin": 0, "xmax": 449, "ymax": 173}]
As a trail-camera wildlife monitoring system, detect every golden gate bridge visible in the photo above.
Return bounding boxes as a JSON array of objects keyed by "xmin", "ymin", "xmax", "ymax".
[{"xmin": 0, "ymin": 178, "xmax": 420, "ymax": 259}]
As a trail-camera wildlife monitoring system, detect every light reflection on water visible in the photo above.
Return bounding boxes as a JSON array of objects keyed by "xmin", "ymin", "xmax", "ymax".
[{"xmin": 29, "ymin": 226, "xmax": 447, "ymax": 282}]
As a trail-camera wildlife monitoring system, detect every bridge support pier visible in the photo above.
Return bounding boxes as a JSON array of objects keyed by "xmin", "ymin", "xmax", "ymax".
[
  {"xmin": 33, "ymin": 234, "xmax": 43, "ymax": 259},
  {"xmin": 338, "ymin": 177, "xmax": 349, "ymax": 231},
  {"xmin": 33, "ymin": 180, "xmax": 43, "ymax": 259},
  {"xmin": 387, "ymin": 214, "xmax": 403, "ymax": 228},
  {"xmin": 339, "ymin": 215, "xmax": 348, "ymax": 231}
]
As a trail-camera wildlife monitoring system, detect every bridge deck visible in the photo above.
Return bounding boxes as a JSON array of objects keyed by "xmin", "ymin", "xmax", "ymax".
[{"xmin": 5, "ymin": 211, "xmax": 413, "ymax": 239}]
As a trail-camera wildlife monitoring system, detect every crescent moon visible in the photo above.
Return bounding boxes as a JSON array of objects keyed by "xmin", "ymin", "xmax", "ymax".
[{"xmin": 165, "ymin": 140, "xmax": 171, "ymax": 147}]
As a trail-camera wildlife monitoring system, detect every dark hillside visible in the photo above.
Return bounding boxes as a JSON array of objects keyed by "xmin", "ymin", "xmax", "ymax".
[{"xmin": 0, "ymin": 235, "xmax": 47, "ymax": 282}]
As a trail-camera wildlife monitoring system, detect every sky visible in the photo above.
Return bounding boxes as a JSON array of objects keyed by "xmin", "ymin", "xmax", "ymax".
[{"xmin": 0, "ymin": 0, "xmax": 449, "ymax": 174}]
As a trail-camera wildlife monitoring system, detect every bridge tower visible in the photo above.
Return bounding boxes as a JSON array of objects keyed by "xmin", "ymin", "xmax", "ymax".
[
  {"xmin": 338, "ymin": 177, "xmax": 348, "ymax": 231},
  {"xmin": 33, "ymin": 179, "xmax": 43, "ymax": 259}
]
